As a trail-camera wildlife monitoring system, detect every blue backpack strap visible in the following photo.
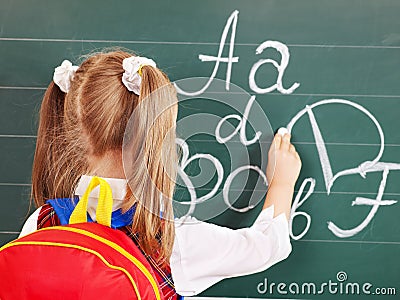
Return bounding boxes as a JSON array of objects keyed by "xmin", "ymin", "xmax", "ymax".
[{"xmin": 46, "ymin": 197, "xmax": 136, "ymax": 228}]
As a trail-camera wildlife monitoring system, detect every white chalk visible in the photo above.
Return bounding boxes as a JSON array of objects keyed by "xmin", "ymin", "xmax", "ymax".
[{"xmin": 277, "ymin": 127, "xmax": 289, "ymax": 136}]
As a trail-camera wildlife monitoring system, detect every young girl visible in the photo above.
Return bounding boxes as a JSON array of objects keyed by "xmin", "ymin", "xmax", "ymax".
[{"xmin": 20, "ymin": 50, "xmax": 301, "ymax": 298}]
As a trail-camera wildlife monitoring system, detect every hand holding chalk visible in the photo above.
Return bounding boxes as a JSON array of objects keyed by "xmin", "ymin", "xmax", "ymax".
[
  {"xmin": 264, "ymin": 128, "xmax": 302, "ymax": 219},
  {"xmin": 267, "ymin": 127, "xmax": 301, "ymax": 188},
  {"xmin": 277, "ymin": 127, "xmax": 289, "ymax": 136}
]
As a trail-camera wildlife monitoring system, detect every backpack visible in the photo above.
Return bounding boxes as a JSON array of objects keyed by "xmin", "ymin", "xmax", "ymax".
[{"xmin": 0, "ymin": 176, "xmax": 164, "ymax": 300}]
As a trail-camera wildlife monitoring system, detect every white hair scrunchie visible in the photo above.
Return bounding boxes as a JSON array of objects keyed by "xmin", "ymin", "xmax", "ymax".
[
  {"xmin": 53, "ymin": 60, "xmax": 79, "ymax": 93},
  {"xmin": 122, "ymin": 56, "xmax": 157, "ymax": 95}
]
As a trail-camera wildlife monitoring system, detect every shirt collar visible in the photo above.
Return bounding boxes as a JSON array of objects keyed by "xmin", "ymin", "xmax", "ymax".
[
  {"xmin": 75, "ymin": 175, "xmax": 128, "ymax": 215},
  {"xmin": 75, "ymin": 175, "xmax": 128, "ymax": 200}
]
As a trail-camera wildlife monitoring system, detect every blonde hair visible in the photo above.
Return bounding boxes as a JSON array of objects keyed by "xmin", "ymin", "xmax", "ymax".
[{"xmin": 31, "ymin": 50, "xmax": 178, "ymax": 263}]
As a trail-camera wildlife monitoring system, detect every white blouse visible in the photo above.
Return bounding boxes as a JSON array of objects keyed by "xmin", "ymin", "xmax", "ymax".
[{"xmin": 20, "ymin": 175, "xmax": 292, "ymax": 296}]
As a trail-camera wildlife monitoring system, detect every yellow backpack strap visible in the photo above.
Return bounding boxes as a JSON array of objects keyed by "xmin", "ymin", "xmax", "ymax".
[{"xmin": 69, "ymin": 176, "xmax": 113, "ymax": 227}]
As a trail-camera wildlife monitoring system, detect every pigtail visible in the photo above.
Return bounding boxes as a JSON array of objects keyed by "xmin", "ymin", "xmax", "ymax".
[
  {"xmin": 124, "ymin": 65, "xmax": 178, "ymax": 265},
  {"xmin": 31, "ymin": 82, "xmax": 66, "ymax": 207}
]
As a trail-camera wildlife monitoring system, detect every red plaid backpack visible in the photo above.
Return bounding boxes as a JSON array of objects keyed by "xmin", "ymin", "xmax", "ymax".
[{"xmin": 0, "ymin": 177, "xmax": 164, "ymax": 300}]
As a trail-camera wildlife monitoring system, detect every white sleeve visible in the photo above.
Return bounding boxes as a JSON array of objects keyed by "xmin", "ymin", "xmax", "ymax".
[
  {"xmin": 19, "ymin": 207, "xmax": 41, "ymax": 237},
  {"xmin": 170, "ymin": 205, "xmax": 292, "ymax": 296}
]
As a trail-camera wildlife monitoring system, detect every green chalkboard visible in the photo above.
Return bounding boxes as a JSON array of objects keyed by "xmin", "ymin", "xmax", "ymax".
[{"xmin": 1, "ymin": 0, "xmax": 400, "ymax": 299}]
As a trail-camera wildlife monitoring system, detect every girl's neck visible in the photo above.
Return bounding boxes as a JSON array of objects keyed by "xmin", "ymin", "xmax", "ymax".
[{"xmin": 87, "ymin": 150, "xmax": 125, "ymax": 179}]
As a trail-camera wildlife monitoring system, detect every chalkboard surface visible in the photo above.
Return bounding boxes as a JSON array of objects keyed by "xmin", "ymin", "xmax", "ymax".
[{"xmin": 1, "ymin": 0, "xmax": 400, "ymax": 299}]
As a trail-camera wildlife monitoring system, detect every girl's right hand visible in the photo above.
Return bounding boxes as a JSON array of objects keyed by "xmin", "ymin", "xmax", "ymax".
[{"xmin": 266, "ymin": 133, "xmax": 302, "ymax": 189}]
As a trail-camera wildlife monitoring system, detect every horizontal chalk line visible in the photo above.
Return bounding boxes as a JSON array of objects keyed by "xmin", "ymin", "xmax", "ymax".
[
  {"xmin": 197, "ymin": 91, "xmax": 400, "ymax": 99},
  {"xmin": 0, "ymin": 183, "xmax": 32, "ymax": 187},
  {"xmin": 0, "ymin": 135, "xmax": 37, "ymax": 138},
  {"xmin": 182, "ymin": 139, "xmax": 400, "ymax": 147},
  {"xmin": 0, "ymin": 231, "xmax": 397, "ymax": 246},
  {"xmin": 176, "ymin": 185, "xmax": 400, "ymax": 196},
  {"xmin": 2, "ymin": 182, "xmax": 400, "ymax": 197},
  {"xmin": 177, "ymin": 187, "xmax": 400, "ymax": 196},
  {"xmin": 296, "ymin": 239, "xmax": 400, "ymax": 245},
  {"xmin": 0, "ymin": 231, "xmax": 19, "ymax": 234},
  {"xmin": 283, "ymin": 92, "xmax": 400, "ymax": 99},
  {"xmin": 1, "ymin": 37, "xmax": 400, "ymax": 49},
  {"xmin": 1, "ymin": 86, "xmax": 400, "ymax": 99},
  {"xmin": 1, "ymin": 134, "xmax": 400, "ymax": 148},
  {"xmin": 0, "ymin": 86, "xmax": 46, "ymax": 90},
  {"xmin": 303, "ymin": 190, "xmax": 400, "ymax": 196},
  {"xmin": 294, "ymin": 141, "xmax": 400, "ymax": 147}
]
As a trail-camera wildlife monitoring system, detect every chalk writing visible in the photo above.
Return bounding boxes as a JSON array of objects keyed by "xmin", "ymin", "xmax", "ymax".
[
  {"xmin": 223, "ymin": 165, "xmax": 267, "ymax": 213},
  {"xmin": 174, "ymin": 9, "xmax": 399, "ymax": 239},
  {"xmin": 286, "ymin": 99, "xmax": 399, "ymax": 238},
  {"xmin": 174, "ymin": 10, "xmax": 299, "ymax": 97},
  {"xmin": 249, "ymin": 41, "xmax": 300, "ymax": 94},
  {"xmin": 289, "ymin": 178, "xmax": 315, "ymax": 240},
  {"xmin": 176, "ymin": 138, "xmax": 224, "ymax": 220},
  {"xmin": 174, "ymin": 10, "xmax": 239, "ymax": 95},
  {"xmin": 215, "ymin": 95, "xmax": 262, "ymax": 146}
]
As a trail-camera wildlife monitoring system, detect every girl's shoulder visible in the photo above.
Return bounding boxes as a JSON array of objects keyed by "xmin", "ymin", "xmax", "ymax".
[
  {"xmin": 19, "ymin": 198, "xmax": 76, "ymax": 237},
  {"xmin": 18, "ymin": 204, "xmax": 52, "ymax": 237}
]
